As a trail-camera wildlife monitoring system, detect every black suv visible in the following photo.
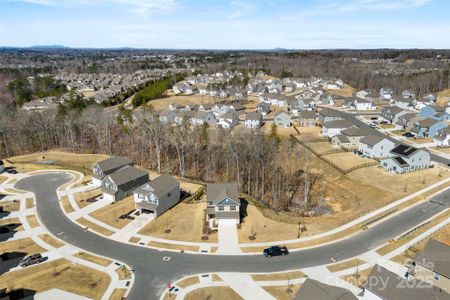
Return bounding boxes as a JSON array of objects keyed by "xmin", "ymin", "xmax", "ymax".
[
  {"xmin": 19, "ymin": 254, "xmax": 45, "ymax": 267},
  {"xmin": 263, "ymin": 246, "xmax": 289, "ymax": 257}
]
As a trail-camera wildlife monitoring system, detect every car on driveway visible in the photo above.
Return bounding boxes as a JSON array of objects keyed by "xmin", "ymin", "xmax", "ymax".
[
  {"xmin": 402, "ymin": 132, "xmax": 414, "ymax": 137},
  {"xmin": 6, "ymin": 169, "xmax": 18, "ymax": 174},
  {"xmin": 19, "ymin": 254, "xmax": 46, "ymax": 267},
  {"xmin": 263, "ymin": 246, "xmax": 289, "ymax": 257}
]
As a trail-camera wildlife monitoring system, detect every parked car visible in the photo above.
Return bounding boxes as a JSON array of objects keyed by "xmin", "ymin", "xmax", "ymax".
[
  {"xmin": 19, "ymin": 254, "xmax": 45, "ymax": 267},
  {"xmin": 263, "ymin": 246, "xmax": 289, "ymax": 257},
  {"xmin": 402, "ymin": 132, "xmax": 414, "ymax": 137},
  {"xmin": 369, "ymin": 123, "xmax": 377, "ymax": 128},
  {"xmin": 6, "ymin": 169, "xmax": 18, "ymax": 174},
  {"xmin": 379, "ymin": 121, "xmax": 388, "ymax": 125},
  {"xmin": 370, "ymin": 117, "xmax": 378, "ymax": 120}
]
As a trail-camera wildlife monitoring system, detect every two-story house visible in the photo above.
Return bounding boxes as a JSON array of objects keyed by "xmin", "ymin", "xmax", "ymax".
[
  {"xmin": 411, "ymin": 118, "xmax": 448, "ymax": 138},
  {"xmin": 433, "ymin": 127, "xmax": 450, "ymax": 146},
  {"xmin": 318, "ymin": 108, "xmax": 343, "ymax": 125},
  {"xmin": 256, "ymin": 102, "xmax": 271, "ymax": 116},
  {"xmin": 412, "ymin": 239, "xmax": 450, "ymax": 293},
  {"xmin": 102, "ymin": 166, "xmax": 149, "ymax": 202},
  {"xmin": 358, "ymin": 135, "xmax": 396, "ymax": 158},
  {"xmin": 206, "ymin": 183, "xmax": 240, "ymax": 228},
  {"xmin": 380, "ymin": 106, "xmax": 408, "ymax": 124},
  {"xmin": 274, "ymin": 111, "xmax": 291, "ymax": 128},
  {"xmin": 322, "ymin": 120, "xmax": 353, "ymax": 138},
  {"xmin": 419, "ymin": 105, "xmax": 450, "ymax": 121},
  {"xmin": 380, "ymin": 144, "xmax": 430, "ymax": 173},
  {"xmin": 134, "ymin": 173, "xmax": 180, "ymax": 217},
  {"xmin": 92, "ymin": 156, "xmax": 134, "ymax": 185},
  {"xmin": 245, "ymin": 112, "xmax": 263, "ymax": 129},
  {"xmin": 298, "ymin": 110, "xmax": 317, "ymax": 127}
]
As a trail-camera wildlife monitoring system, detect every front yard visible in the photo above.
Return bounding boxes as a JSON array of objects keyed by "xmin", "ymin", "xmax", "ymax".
[
  {"xmin": 89, "ymin": 195, "xmax": 135, "ymax": 229},
  {"xmin": 138, "ymin": 202, "xmax": 217, "ymax": 243}
]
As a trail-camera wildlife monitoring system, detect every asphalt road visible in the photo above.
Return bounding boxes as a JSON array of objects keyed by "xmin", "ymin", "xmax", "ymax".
[
  {"xmin": 14, "ymin": 173, "xmax": 450, "ymax": 300},
  {"xmin": 326, "ymin": 108, "xmax": 450, "ymax": 165}
]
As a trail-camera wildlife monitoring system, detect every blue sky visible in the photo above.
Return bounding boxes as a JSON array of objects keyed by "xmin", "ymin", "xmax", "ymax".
[{"xmin": 1, "ymin": 0, "xmax": 449, "ymax": 49}]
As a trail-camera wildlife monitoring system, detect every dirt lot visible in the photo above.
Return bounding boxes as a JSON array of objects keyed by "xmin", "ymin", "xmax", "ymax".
[
  {"xmin": 138, "ymin": 202, "xmax": 217, "ymax": 243},
  {"xmin": 326, "ymin": 84, "xmax": 357, "ymax": 98},
  {"xmin": 184, "ymin": 287, "xmax": 243, "ymax": 300},
  {"xmin": 322, "ymin": 152, "xmax": 376, "ymax": 171},
  {"xmin": 89, "ymin": 195, "xmax": 135, "ymax": 229},
  {"xmin": 146, "ymin": 94, "xmax": 218, "ymax": 111},
  {"xmin": 238, "ymin": 205, "xmax": 299, "ymax": 243},
  {"xmin": 7, "ymin": 151, "xmax": 109, "ymax": 173},
  {"xmin": 0, "ymin": 259, "xmax": 110, "ymax": 300}
]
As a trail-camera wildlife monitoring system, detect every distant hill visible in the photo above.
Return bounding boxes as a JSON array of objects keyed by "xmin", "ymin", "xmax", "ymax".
[{"xmin": 30, "ymin": 45, "xmax": 66, "ymax": 49}]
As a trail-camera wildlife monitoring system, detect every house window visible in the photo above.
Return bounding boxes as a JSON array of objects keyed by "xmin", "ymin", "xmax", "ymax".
[
  {"xmin": 208, "ymin": 201, "xmax": 213, "ymax": 206},
  {"xmin": 434, "ymin": 272, "xmax": 440, "ymax": 280},
  {"xmin": 230, "ymin": 206, "xmax": 236, "ymax": 211},
  {"xmin": 218, "ymin": 206, "xmax": 224, "ymax": 211}
]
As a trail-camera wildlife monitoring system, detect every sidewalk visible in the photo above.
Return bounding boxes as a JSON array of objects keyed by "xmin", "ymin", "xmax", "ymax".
[{"xmin": 219, "ymin": 273, "xmax": 275, "ymax": 300}]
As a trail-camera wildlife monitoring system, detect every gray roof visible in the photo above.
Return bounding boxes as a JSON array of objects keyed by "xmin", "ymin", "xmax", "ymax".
[
  {"xmin": 415, "ymin": 239, "xmax": 450, "ymax": 278},
  {"xmin": 416, "ymin": 118, "xmax": 439, "ymax": 128},
  {"xmin": 135, "ymin": 173, "xmax": 179, "ymax": 198},
  {"xmin": 108, "ymin": 166, "xmax": 148, "ymax": 187},
  {"xmin": 207, "ymin": 183, "xmax": 240, "ymax": 206},
  {"xmin": 365, "ymin": 265, "xmax": 449, "ymax": 300},
  {"xmin": 246, "ymin": 112, "xmax": 263, "ymax": 121},
  {"xmin": 298, "ymin": 110, "xmax": 317, "ymax": 120},
  {"xmin": 96, "ymin": 156, "xmax": 133, "ymax": 173},
  {"xmin": 319, "ymin": 108, "xmax": 342, "ymax": 117},
  {"xmin": 359, "ymin": 135, "xmax": 386, "ymax": 146},
  {"xmin": 341, "ymin": 127, "xmax": 370, "ymax": 137},
  {"xmin": 294, "ymin": 278, "xmax": 357, "ymax": 300},
  {"xmin": 383, "ymin": 106, "xmax": 404, "ymax": 115},
  {"xmin": 323, "ymin": 120, "xmax": 353, "ymax": 129}
]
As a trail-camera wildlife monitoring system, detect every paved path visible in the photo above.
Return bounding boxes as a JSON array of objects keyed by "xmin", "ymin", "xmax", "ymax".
[
  {"xmin": 217, "ymin": 221, "xmax": 242, "ymax": 254},
  {"xmin": 219, "ymin": 273, "xmax": 275, "ymax": 299},
  {"xmin": 110, "ymin": 213, "xmax": 155, "ymax": 242},
  {"xmin": 13, "ymin": 172, "xmax": 450, "ymax": 300}
]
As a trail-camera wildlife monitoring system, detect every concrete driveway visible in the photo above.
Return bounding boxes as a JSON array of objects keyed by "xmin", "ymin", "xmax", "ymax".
[{"xmin": 217, "ymin": 220, "xmax": 242, "ymax": 255}]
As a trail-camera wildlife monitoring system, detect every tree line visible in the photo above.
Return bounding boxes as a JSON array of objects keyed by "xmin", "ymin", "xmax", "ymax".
[{"xmin": 0, "ymin": 106, "xmax": 327, "ymax": 215}]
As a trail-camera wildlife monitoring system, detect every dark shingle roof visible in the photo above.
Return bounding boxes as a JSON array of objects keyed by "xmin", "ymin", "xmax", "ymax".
[
  {"xmin": 415, "ymin": 239, "xmax": 450, "ymax": 278},
  {"xmin": 294, "ymin": 278, "xmax": 357, "ymax": 300},
  {"xmin": 108, "ymin": 166, "xmax": 148, "ymax": 187},
  {"xmin": 323, "ymin": 120, "xmax": 353, "ymax": 129},
  {"xmin": 359, "ymin": 135, "xmax": 385, "ymax": 146},
  {"xmin": 207, "ymin": 183, "xmax": 240, "ymax": 206},
  {"xmin": 365, "ymin": 265, "xmax": 449, "ymax": 300},
  {"xmin": 319, "ymin": 107, "xmax": 342, "ymax": 117},
  {"xmin": 96, "ymin": 156, "xmax": 133, "ymax": 173},
  {"xmin": 298, "ymin": 110, "xmax": 317, "ymax": 119}
]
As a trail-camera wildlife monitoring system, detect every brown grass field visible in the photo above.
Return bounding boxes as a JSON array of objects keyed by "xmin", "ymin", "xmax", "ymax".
[
  {"xmin": 74, "ymin": 252, "xmax": 112, "ymax": 267},
  {"xmin": 322, "ymin": 152, "xmax": 376, "ymax": 171},
  {"xmin": 184, "ymin": 287, "xmax": 243, "ymax": 300},
  {"xmin": 89, "ymin": 195, "xmax": 135, "ymax": 229},
  {"xmin": 0, "ymin": 259, "xmax": 110, "ymax": 300},
  {"xmin": 0, "ymin": 238, "xmax": 46, "ymax": 256}
]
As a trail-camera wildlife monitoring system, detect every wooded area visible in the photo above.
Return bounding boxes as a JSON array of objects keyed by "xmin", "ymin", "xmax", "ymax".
[{"xmin": 0, "ymin": 106, "xmax": 326, "ymax": 214}]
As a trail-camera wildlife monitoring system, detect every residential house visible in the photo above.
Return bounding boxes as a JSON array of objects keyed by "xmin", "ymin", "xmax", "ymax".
[
  {"xmin": 206, "ymin": 183, "xmax": 240, "ymax": 228},
  {"xmin": 294, "ymin": 278, "xmax": 357, "ymax": 300},
  {"xmin": 402, "ymin": 89, "xmax": 416, "ymax": 99},
  {"xmin": 411, "ymin": 118, "xmax": 447, "ymax": 138},
  {"xmin": 198, "ymin": 104, "xmax": 213, "ymax": 112},
  {"xmin": 379, "ymin": 87, "xmax": 394, "ymax": 99},
  {"xmin": 92, "ymin": 157, "xmax": 134, "ymax": 185},
  {"xmin": 159, "ymin": 110, "xmax": 177, "ymax": 124},
  {"xmin": 380, "ymin": 106, "xmax": 408, "ymax": 124},
  {"xmin": 356, "ymin": 89, "xmax": 376, "ymax": 100},
  {"xmin": 433, "ymin": 127, "xmax": 450, "ymax": 146},
  {"xmin": 229, "ymin": 103, "xmax": 245, "ymax": 113},
  {"xmin": 380, "ymin": 144, "xmax": 430, "ymax": 173},
  {"xmin": 102, "ymin": 166, "xmax": 149, "ymax": 202},
  {"xmin": 411, "ymin": 239, "xmax": 450, "ymax": 292},
  {"xmin": 191, "ymin": 111, "xmax": 216, "ymax": 127},
  {"xmin": 331, "ymin": 127, "xmax": 370, "ymax": 149},
  {"xmin": 395, "ymin": 113, "xmax": 420, "ymax": 131},
  {"xmin": 217, "ymin": 112, "xmax": 239, "ymax": 129},
  {"xmin": 184, "ymin": 86, "xmax": 198, "ymax": 95},
  {"xmin": 318, "ymin": 94, "xmax": 335, "ymax": 106},
  {"xmin": 212, "ymin": 104, "xmax": 230, "ymax": 116},
  {"xmin": 363, "ymin": 265, "xmax": 449, "ymax": 300},
  {"xmin": 322, "ymin": 120, "xmax": 353, "ymax": 138},
  {"xmin": 245, "ymin": 112, "xmax": 263, "ymax": 129},
  {"xmin": 298, "ymin": 110, "xmax": 317, "ymax": 127},
  {"xmin": 273, "ymin": 111, "xmax": 291, "ymax": 128},
  {"xmin": 350, "ymin": 98, "xmax": 375, "ymax": 110},
  {"xmin": 256, "ymin": 102, "xmax": 271, "ymax": 115},
  {"xmin": 298, "ymin": 98, "xmax": 316, "ymax": 111},
  {"xmin": 134, "ymin": 173, "xmax": 180, "ymax": 217},
  {"xmin": 394, "ymin": 97, "xmax": 416, "ymax": 110},
  {"xmin": 358, "ymin": 135, "xmax": 396, "ymax": 158},
  {"xmin": 420, "ymin": 105, "xmax": 450, "ymax": 121},
  {"xmin": 169, "ymin": 103, "xmax": 188, "ymax": 111},
  {"xmin": 284, "ymin": 82, "xmax": 296, "ymax": 93},
  {"xmin": 318, "ymin": 108, "xmax": 343, "ymax": 125}
]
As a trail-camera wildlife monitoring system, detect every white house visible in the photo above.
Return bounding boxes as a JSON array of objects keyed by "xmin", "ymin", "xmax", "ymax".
[
  {"xmin": 358, "ymin": 135, "xmax": 396, "ymax": 158},
  {"xmin": 322, "ymin": 120, "xmax": 353, "ymax": 138},
  {"xmin": 190, "ymin": 111, "xmax": 216, "ymax": 127},
  {"xmin": 433, "ymin": 127, "xmax": 450, "ymax": 146},
  {"xmin": 351, "ymin": 98, "xmax": 375, "ymax": 110},
  {"xmin": 217, "ymin": 112, "xmax": 239, "ymax": 129}
]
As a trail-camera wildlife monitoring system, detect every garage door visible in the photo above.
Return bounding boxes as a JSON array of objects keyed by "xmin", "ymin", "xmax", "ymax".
[
  {"xmin": 218, "ymin": 219, "xmax": 237, "ymax": 226},
  {"xmin": 103, "ymin": 193, "xmax": 115, "ymax": 202}
]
